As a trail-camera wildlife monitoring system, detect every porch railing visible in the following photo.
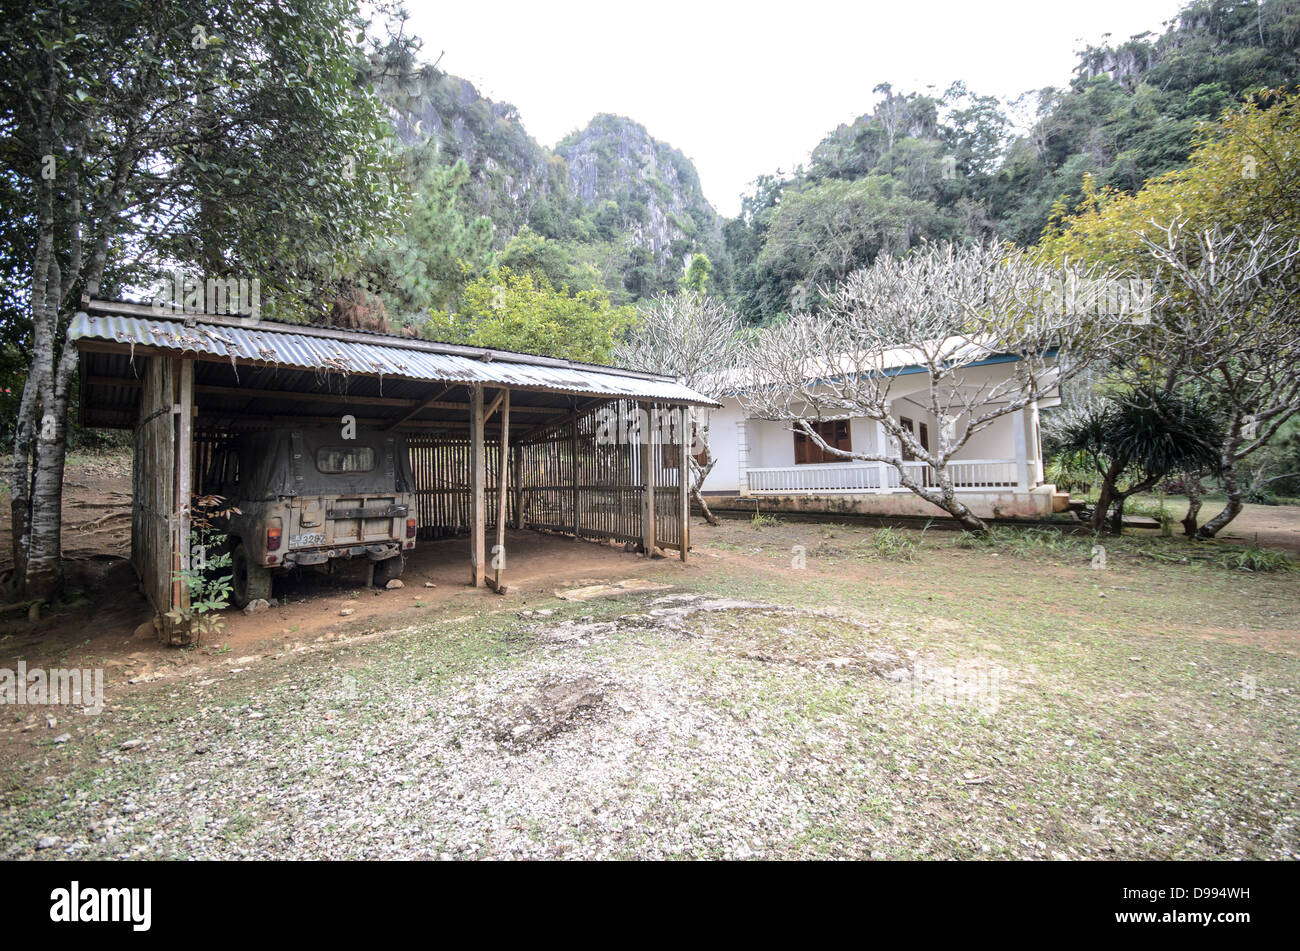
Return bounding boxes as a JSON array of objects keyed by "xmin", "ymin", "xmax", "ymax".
[{"xmin": 745, "ymin": 459, "xmax": 1020, "ymax": 495}]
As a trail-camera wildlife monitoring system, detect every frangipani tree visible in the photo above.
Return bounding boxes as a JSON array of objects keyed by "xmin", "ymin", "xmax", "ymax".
[
  {"xmin": 736, "ymin": 242, "xmax": 1131, "ymax": 533},
  {"xmin": 1135, "ymin": 220, "xmax": 1300, "ymax": 537},
  {"xmin": 615, "ymin": 291, "xmax": 746, "ymax": 524},
  {"xmin": 1039, "ymin": 91, "xmax": 1300, "ymax": 538}
]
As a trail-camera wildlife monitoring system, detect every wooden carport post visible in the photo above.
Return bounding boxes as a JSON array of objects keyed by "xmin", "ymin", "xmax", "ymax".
[
  {"xmin": 491, "ymin": 388, "xmax": 510, "ymax": 594},
  {"xmin": 640, "ymin": 400, "xmax": 655, "ymax": 555},
  {"xmin": 511, "ymin": 442, "xmax": 523, "ymax": 530},
  {"xmin": 169, "ymin": 357, "xmax": 195, "ymax": 642},
  {"xmin": 469, "ymin": 384, "xmax": 486, "ymax": 587},
  {"xmin": 679, "ymin": 406, "xmax": 690, "ymax": 562}
]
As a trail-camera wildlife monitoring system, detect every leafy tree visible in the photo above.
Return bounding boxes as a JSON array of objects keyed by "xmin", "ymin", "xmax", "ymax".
[
  {"xmin": 364, "ymin": 155, "xmax": 494, "ymax": 319},
  {"xmin": 1, "ymin": 0, "xmax": 401, "ymax": 600},
  {"xmin": 680, "ymin": 253, "xmax": 713, "ymax": 293},
  {"xmin": 496, "ymin": 226, "xmax": 602, "ymax": 294},
  {"xmin": 757, "ymin": 176, "xmax": 943, "ymax": 307},
  {"xmin": 426, "ymin": 267, "xmax": 635, "ymax": 363},
  {"xmin": 1040, "ymin": 89, "xmax": 1300, "ymax": 260}
]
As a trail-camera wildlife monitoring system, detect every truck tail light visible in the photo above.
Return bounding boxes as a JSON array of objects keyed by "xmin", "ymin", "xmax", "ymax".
[
  {"xmin": 267, "ymin": 524, "xmax": 282, "ymax": 551},
  {"xmin": 406, "ymin": 518, "xmax": 416, "ymax": 539}
]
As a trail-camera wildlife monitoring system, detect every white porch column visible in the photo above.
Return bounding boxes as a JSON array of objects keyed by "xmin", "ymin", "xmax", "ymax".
[
  {"xmin": 874, "ymin": 419, "xmax": 890, "ymax": 491},
  {"xmin": 1012, "ymin": 407, "xmax": 1035, "ymax": 491},
  {"xmin": 736, "ymin": 418, "xmax": 750, "ymax": 497},
  {"xmin": 1027, "ymin": 400, "xmax": 1043, "ymax": 484}
]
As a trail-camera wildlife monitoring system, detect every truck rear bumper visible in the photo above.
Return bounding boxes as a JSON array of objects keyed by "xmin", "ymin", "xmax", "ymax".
[{"xmin": 281, "ymin": 542, "xmax": 402, "ymax": 567}]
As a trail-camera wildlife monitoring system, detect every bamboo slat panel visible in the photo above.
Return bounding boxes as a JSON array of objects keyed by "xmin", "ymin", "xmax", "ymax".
[{"xmin": 407, "ymin": 435, "xmax": 510, "ymax": 539}]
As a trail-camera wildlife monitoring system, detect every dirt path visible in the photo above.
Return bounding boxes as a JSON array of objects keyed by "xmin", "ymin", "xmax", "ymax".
[
  {"xmin": 3, "ymin": 454, "xmax": 1297, "ymax": 697},
  {"xmin": 1211, "ymin": 501, "xmax": 1300, "ymax": 555}
]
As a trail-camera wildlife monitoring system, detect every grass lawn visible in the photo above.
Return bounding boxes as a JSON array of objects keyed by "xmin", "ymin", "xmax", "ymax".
[{"xmin": 1, "ymin": 515, "xmax": 1295, "ymax": 859}]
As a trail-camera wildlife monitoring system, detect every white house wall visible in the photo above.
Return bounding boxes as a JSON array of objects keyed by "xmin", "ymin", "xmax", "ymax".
[{"xmin": 698, "ymin": 359, "xmax": 1049, "ymax": 498}]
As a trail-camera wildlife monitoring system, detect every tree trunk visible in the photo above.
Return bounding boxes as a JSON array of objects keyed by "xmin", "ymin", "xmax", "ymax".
[
  {"xmin": 1181, "ymin": 481, "xmax": 1203, "ymax": 538},
  {"xmin": 1107, "ymin": 474, "xmax": 1161, "ymax": 536},
  {"xmin": 8, "ymin": 402, "xmax": 37, "ymax": 594},
  {"xmin": 949, "ymin": 504, "xmax": 989, "ymax": 534},
  {"xmin": 1090, "ymin": 457, "xmax": 1126, "ymax": 534},
  {"xmin": 1109, "ymin": 496, "xmax": 1126, "ymax": 535},
  {"xmin": 916, "ymin": 468, "xmax": 988, "ymax": 534},
  {"xmin": 1197, "ymin": 458, "xmax": 1245, "ymax": 539},
  {"xmin": 24, "ymin": 402, "xmax": 70, "ymax": 599},
  {"xmin": 12, "ymin": 305, "xmax": 80, "ymax": 602},
  {"xmin": 689, "ymin": 454, "xmax": 718, "ymax": 526}
]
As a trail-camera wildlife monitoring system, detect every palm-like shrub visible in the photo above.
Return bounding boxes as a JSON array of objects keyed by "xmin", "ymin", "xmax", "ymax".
[{"xmin": 1059, "ymin": 389, "xmax": 1222, "ymax": 533}]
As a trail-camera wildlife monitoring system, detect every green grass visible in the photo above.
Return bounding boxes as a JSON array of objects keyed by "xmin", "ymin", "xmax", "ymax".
[{"xmin": 2, "ymin": 515, "xmax": 1297, "ymax": 860}]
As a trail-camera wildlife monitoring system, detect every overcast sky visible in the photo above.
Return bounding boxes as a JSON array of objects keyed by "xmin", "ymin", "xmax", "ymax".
[{"xmin": 400, "ymin": 0, "xmax": 1186, "ymax": 217}]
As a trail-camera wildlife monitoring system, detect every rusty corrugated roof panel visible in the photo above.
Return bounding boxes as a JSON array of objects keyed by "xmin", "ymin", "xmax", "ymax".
[{"xmin": 69, "ymin": 311, "xmax": 721, "ymax": 407}]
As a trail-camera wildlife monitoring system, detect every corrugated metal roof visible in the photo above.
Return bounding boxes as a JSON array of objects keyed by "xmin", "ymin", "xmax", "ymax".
[{"xmin": 69, "ymin": 311, "xmax": 720, "ymax": 407}]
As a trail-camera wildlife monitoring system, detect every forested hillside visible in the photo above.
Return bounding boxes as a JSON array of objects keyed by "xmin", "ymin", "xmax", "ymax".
[
  {"xmin": 375, "ymin": 0, "xmax": 1298, "ymax": 327},
  {"xmin": 379, "ymin": 69, "xmax": 725, "ymax": 307},
  {"xmin": 725, "ymin": 0, "xmax": 1300, "ymax": 320}
]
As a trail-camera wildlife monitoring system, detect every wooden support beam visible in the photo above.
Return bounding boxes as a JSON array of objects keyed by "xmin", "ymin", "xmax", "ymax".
[
  {"xmin": 383, "ymin": 384, "xmax": 454, "ymax": 430},
  {"xmin": 88, "ymin": 373, "xmax": 568, "ymax": 415},
  {"xmin": 640, "ymin": 400, "xmax": 655, "ymax": 555},
  {"xmin": 679, "ymin": 406, "xmax": 690, "ymax": 562},
  {"xmin": 194, "ymin": 414, "xmax": 511, "ymax": 432},
  {"xmin": 484, "ymin": 388, "xmax": 505, "ymax": 423},
  {"xmin": 469, "ymin": 384, "xmax": 486, "ymax": 588},
  {"xmin": 172, "ymin": 358, "xmax": 194, "ymax": 639},
  {"xmin": 491, "ymin": 389, "xmax": 511, "ymax": 594}
]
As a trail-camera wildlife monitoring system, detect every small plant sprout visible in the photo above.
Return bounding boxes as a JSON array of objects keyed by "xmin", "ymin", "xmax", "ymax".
[{"xmin": 168, "ymin": 495, "xmax": 240, "ymax": 643}]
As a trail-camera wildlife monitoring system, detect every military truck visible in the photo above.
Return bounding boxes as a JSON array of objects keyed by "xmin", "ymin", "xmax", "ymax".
[{"xmin": 203, "ymin": 427, "xmax": 417, "ymax": 607}]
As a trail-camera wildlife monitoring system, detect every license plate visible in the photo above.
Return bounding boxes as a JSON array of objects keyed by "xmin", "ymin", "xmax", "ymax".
[{"xmin": 290, "ymin": 532, "xmax": 326, "ymax": 548}]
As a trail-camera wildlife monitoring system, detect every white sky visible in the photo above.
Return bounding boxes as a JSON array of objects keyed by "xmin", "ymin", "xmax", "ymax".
[{"xmin": 400, "ymin": 0, "xmax": 1186, "ymax": 217}]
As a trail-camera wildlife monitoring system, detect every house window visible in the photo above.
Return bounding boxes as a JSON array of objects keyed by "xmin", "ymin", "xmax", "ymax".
[{"xmin": 793, "ymin": 419, "xmax": 851, "ymax": 464}]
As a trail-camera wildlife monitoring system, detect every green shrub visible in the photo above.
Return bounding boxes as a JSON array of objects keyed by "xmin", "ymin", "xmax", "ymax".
[
  {"xmin": 871, "ymin": 526, "xmax": 918, "ymax": 561},
  {"xmin": 1218, "ymin": 544, "xmax": 1294, "ymax": 572}
]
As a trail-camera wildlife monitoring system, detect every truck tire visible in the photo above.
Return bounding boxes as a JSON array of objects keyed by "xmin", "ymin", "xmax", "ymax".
[
  {"xmin": 231, "ymin": 541, "xmax": 273, "ymax": 608},
  {"xmin": 372, "ymin": 553, "xmax": 405, "ymax": 587}
]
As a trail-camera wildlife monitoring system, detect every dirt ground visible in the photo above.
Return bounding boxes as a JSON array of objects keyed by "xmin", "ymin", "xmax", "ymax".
[
  {"xmin": 1, "ymin": 456, "xmax": 1297, "ymax": 861},
  {"xmin": 1, "ymin": 455, "xmax": 1297, "ymax": 685},
  {"xmin": 0, "ymin": 457, "xmax": 686, "ymax": 687}
]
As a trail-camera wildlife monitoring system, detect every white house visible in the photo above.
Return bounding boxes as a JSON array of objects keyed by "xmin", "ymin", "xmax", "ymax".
[{"xmin": 694, "ymin": 350, "xmax": 1070, "ymax": 520}]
